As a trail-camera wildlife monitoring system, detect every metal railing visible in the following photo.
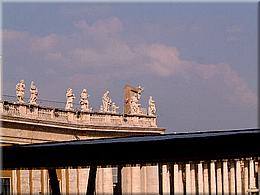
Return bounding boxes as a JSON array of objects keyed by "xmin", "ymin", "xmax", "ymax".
[{"xmin": 2, "ymin": 94, "xmax": 81, "ymax": 111}]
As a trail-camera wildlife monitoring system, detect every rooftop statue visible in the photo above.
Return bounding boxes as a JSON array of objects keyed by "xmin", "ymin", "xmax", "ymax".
[
  {"xmin": 130, "ymin": 94, "xmax": 140, "ymax": 114},
  {"xmin": 65, "ymin": 88, "xmax": 75, "ymax": 111},
  {"xmin": 111, "ymin": 102, "xmax": 119, "ymax": 114},
  {"xmin": 137, "ymin": 85, "xmax": 144, "ymax": 101},
  {"xmin": 16, "ymin": 80, "xmax": 25, "ymax": 104},
  {"xmin": 102, "ymin": 90, "xmax": 112, "ymax": 113},
  {"xmin": 129, "ymin": 85, "xmax": 144, "ymax": 115},
  {"xmin": 80, "ymin": 89, "xmax": 90, "ymax": 112},
  {"xmin": 29, "ymin": 81, "xmax": 38, "ymax": 106},
  {"xmin": 148, "ymin": 96, "xmax": 156, "ymax": 116}
]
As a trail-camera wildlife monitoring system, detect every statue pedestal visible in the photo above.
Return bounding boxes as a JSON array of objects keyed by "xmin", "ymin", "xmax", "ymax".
[
  {"xmin": 82, "ymin": 112, "xmax": 90, "ymax": 123},
  {"xmin": 19, "ymin": 104, "xmax": 27, "ymax": 116},
  {"xmin": 67, "ymin": 111, "xmax": 74, "ymax": 122}
]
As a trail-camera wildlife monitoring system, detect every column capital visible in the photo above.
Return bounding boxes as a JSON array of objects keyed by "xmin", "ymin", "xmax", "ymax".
[{"xmin": 185, "ymin": 163, "xmax": 191, "ymax": 167}]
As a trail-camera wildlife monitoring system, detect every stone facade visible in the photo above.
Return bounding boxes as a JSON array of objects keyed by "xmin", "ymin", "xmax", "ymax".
[
  {"xmin": 0, "ymin": 83, "xmax": 164, "ymax": 194},
  {"xmin": 1, "ymin": 83, "xmax": 259, "ymax": 194}
]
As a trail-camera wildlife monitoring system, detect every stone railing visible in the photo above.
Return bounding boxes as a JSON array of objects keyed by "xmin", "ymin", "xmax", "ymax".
[{"xmin": 0, "ymin": 101, "xmax": 157, "ymax": 128}]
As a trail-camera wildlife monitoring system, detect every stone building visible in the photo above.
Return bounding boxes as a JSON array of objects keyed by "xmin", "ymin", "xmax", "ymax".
[
  {"xmin": 0, "ymin": 82, "xmax": 165, "ymax": 194},
  {"xmin": 1, "ymin": 81, "xmax": 260, "ymax": 194}
]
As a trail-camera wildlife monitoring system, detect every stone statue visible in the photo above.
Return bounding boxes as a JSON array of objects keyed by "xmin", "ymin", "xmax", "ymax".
[
  {"xmin": 80, "ymin": 89, "xmax": 90, "ymax": 112},
  {"xmin": 102, "ymin": 90, "xmax": 112, "ymax": 112},
  {"xmin": 137, "ymin": 85, "xmax": 144, "ymax": 101},
  {"xmin": 148, "ymin": 96, "xmax": 156, "ymax": 116},
  {"xmin": 29, "ymin": 81, "xmax": 38, "ymax": 105},
  {"xmin": 65, "ymin": 88, "xmax": 75, "ymax": 110},
  {"xmin": 130, "ymin": 94, "xmax": 140, "ymax": 114},
  {"xmin": 129, "ymin": 85, "xmax": 144, "ymax": 114},
  {"xmin": 16, "ymin": 80, "xmax": 25, "ymax": 104},
  {"xmin": 111, "ymin": 102, "xmax": 119, "ymax": 114}
]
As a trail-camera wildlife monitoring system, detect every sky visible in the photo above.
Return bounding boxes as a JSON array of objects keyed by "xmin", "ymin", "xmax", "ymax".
[{"xmin": 2, "ymin": 2, "xmax": 258, "ymax": 133}]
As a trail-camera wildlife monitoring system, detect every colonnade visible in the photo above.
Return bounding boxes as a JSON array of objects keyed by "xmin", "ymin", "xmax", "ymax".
[
  {"xmin": 8, "ymin": 158, "xmax": 260, "ymax": 194},
  {"xmin": 162, "ymin": 158, "xmax": 260, "ymax": 194}
]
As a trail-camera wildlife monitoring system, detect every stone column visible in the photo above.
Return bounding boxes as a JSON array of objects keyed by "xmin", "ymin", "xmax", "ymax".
[
  {"xmin": 257, "ymin": 158, "xmax": 260, "ymax": 194},
  {"xmin": 203, "ymin": 162, "xmax": 209, "ymax": 194},
  {"xmin": 243, "ymin": 160, "xmax": 249, "ymax": 193},
  {"xmin": 186, "ymin": 163, "xmax": 191, "ymax": 194},
  {"xmin": 210, "ymin": 160, "xmax": 216, "ymax": 194},
  {"xmin": 174, "ymin": 164, "xmax": 180, "ymax": 194},
  {"xmin": 131, "ymin": 166, "xmax": 141, "ymax": 193},
  {"xmin": 223, "ymin": 159, "xmax": 229, "ymax": 194},
  {"xmin": 122, "ymin": 166, "xmax": 132, "ymax": 194},
  {"xmin": 31, "ymin": 170, "xmax": 41, "ymax": 194},
  {"xmin": 141, "ymin": 166, "xmax": 147, "ymax": 193},
  {"xmin": 96, "ymin": 167, "xmax": 104, "ymax": 194},
  {"xmin": 61, "ymin": 169, "xmax": 67, "ymax": 194},
  {"xmin": 198, "ymin": 162, "xmax": 204, "ymax": 194},
  {"xmin": 230, "ymin": 161, "xmax": 236, "ymax": 194},
  {"xmin": 103, "ymin": 167, "xmax": 113, "ymax": 194},
  {"xmin": 249, "ymin": 158, "xmax": 256, "ymax": 191},
  {"xmin": 78, "ymin": 168, "xmax": 89, "ymax": 194},
  {"xmin": 178, "ymin": 164, "xmax": 184, "ymax": 194},
  {"xmin": 190, "ymin": 163, "xmax": 196, "ymax": 194},
  {"xmin": 11, "ymin": 170, "xmax": 18, "ymax": 194},
  {"xmin": 216, "ymin": 161, "xmax": 222, "ymax": 194},
  {"xmin": 20, "ymin": 170, "xmax": 30, "ymax": 194},
  {"xmin": 41, "ymin": 170, "xmax": 49, "ymax": 194},
  {"xmin": 257, "ymin": 157, "xmax": 260, "ymax": 194},
  {"xmin": 68, "ymin": 168, "xmax": 78, "ymax": 194},
  {"xmin": 235, "ymin": 159, "xmax": 242, "ymax": 194},
  {"xmin": 146, "ymin": 165, "xmax": 158, "ymax": 194},
  {"xmin": 162, "ymin": 165, "xmax": 170, "ymax": 194}
]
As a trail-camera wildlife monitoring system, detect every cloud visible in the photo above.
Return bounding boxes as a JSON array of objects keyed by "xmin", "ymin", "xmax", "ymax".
[
  {"xmin": 74, "ymin": 17, "xmax": 123, "ymax": 35},
  {"xmin": 193, "ymin": 62, "xmax": 257, "ymax": 106},
  {"xmin": 135, "ymin": 44, "xmax": 184, "ymax": 76},
  {"xmin": 3, "ymin": 17, "xmax": 257, "ymax": 107},
  {"xmin": 30, "ymin": 34, "xmax": 59, "ymax": 52}
]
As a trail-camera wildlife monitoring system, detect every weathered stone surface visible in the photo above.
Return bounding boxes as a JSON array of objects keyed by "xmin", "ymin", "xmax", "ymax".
[{"xmin": 16, "ymin": 80, "xmax": 25, "ymax": 104}]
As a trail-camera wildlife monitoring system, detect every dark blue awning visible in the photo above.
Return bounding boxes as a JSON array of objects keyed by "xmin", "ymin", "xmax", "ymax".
[{"xmin": 2, "ymin": 128, "xmax": 260, "ymax": 169}]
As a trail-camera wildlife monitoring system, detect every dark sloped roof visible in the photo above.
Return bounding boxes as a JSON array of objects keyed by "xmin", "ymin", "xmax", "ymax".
[{"xmin": 2, "ymin": 128, "xmax": 260, "ymax": 169}]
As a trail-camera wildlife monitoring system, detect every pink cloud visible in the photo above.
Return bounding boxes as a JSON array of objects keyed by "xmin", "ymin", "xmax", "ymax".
[
  {"xmin": 30, "ymin": 34, "xmax": 59, "ymax": 52},
  {"xmin": 135, "ymin": 44, "xmax": 184, "ymax": 76},
  {"xmin": 191, "ymin": 62, "xmax": 257, "ymax": 106}
]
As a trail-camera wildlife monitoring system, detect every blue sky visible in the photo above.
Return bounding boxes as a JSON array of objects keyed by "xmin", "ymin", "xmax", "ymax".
[{"xmin": 2, "ymin": 2, "xmax": 258, "ymax": 132}]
